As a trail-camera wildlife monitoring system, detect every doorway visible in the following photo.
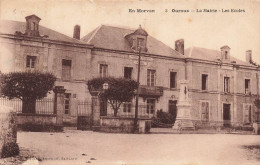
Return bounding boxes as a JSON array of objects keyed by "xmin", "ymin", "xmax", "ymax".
[
  {"xmin": 169, "ymin": 100, "xmax": 177, "ymax": 124},
  {"xmin": 223, "ymin": 103, "xmax": 231, "ymax": 127}
]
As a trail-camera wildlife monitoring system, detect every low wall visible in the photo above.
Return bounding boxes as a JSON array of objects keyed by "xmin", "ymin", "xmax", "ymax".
[
  {"xmin": 0, "ymin": 106, "xmax": 19, "ymax": 158},
  {"xmin": 17, "ymin": 113, "xmax": 62, "ymax": 132},
  {"xmin": 194, "ymin": 120, "xmax": 253, "ymax": 131},
  {"xmin": 97, "ymin": 116, "xmax": 151, "ymax": 133}
]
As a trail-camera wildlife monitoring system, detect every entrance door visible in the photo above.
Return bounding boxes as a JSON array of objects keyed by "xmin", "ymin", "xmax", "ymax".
[
  {"xmin": 223, "ymin": 103, "xmax": 231, "ymax": 127},
  {"xmin": 169, "ymin": 100, "xmax": 177, "ymax": 124},
  {"xmin": 100, "ymin": 99, "xmax": 107, "ymax": 116}
]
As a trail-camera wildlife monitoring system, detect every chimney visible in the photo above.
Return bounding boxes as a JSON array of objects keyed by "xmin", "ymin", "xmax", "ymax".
[
  {"xmin": 73, "ymin": 25, "xmax": 80, "ymax": 40},
  {"xmin": 175, "ymin": 39, "xmax": 184, "ymax": 55},
  {"xmin": 246, "ymin": 50, "xmax": 252, "ymax": 63}
]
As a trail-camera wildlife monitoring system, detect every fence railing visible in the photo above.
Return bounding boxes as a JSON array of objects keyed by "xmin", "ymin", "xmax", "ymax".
[
  {"xmin": 106, "ymin": 105, "xmax": 151, "ymax": 118},
  {"xmin": 0, "ymin": 97, "xmax": 55, "ymax": 114},
  {"xmin": 77, "ymin": 101, "xmax": 92, "ymax": 116}
]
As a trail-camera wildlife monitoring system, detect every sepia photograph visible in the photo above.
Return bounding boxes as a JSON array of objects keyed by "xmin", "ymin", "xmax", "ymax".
[{"xmin": 0, "ymin": 0, "xmax": 260, "ymax": 164}]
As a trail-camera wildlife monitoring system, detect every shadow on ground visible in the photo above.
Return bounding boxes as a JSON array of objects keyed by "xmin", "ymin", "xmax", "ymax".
[{"xmin": 242, "ymin": 145, "xmax": 260, "ymax": 161}]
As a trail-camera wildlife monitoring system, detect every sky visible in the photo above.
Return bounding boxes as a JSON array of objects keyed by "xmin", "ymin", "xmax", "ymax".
[{"xmin": 1, "ymin": 0, "xmax": 260, "ymax": 63}]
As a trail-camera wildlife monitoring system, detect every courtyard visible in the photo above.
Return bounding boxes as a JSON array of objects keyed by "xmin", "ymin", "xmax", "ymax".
[{"xmin": 2, "ymin": 130, "xmax": 259, "ymax": 165}]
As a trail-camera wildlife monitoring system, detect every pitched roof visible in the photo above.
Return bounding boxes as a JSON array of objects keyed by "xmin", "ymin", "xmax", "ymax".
[
  {"xmin": 0, "ymin": 20, "xmax": 86, "ymax": 44},
  {"xmin": 184, "ymin": 47, "xmax": 255, "ymax": 66},
  {"xmin": 81, "ymin": 25, "xmax": 183, "ymax": 58}
]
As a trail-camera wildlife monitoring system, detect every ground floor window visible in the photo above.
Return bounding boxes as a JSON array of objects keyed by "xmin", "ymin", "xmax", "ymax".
[
  {"xmin": 200, "ymin": 101, "xmax": 209, "ymax": 121},
  {"xmin": 243, "ymin": 104, "xmax": 253, "ymax": 124},
  {"xmin": 123, "ymin": 102, "xmax": 132, "ymax": 113},
  {"xmin": 146, "ymin": 99, "xmax": 155, "ymax": 114},
  {"xmin": 64, "ymin": 93, "xmax": 71, "ymax": 114}
]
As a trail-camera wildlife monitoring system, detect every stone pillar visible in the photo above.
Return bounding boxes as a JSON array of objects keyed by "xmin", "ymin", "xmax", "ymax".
[
  {"xmin": 173, "ymin": 80, "xmax": 195, "ymax": 130},
  {"xmin": 0, "ymin": 106, "xmax": 19, "ymax": 158},
  {"xmin": 89, "ymin": 91, "xmax": 101, "ymax": 127},
  {"xmin": 53, "ymin": 86, "xmax": 66, "ymax": 127}
]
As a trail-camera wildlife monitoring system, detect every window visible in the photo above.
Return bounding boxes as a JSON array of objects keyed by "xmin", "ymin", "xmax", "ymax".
[
  {"xmin": 202, "ymin": 74, "xmax": 208, "ymax": 90},
  {"xmin": 224, "ymin": 77, "xmax": 230, "ymax": 93},
  {"xmin": 147, "ymin": 69, "xmax": 156, "ymax": 86},
  {"xmin": 170, "ymin": 72, "xmax": 177, "ymax": 88},
  {"xmin": 26, "ymin": 56, "xmax": 36, "ymax": 69},
  {"xmin": 137, "ymin": 38, "xmax": 144, "ymax": 49},
  {"xmin": 64, "ymin": 93, "xmax": 71, "ymax": 114},
  {"xmin": 100, "ymin": 64, "xmax": 108, "ymax": 78},
  {"xmin": 146, "ymin": 99, "xmax": 155, "ymax": 114},
  {"xmin": 245, "ymin": 79, "xmax": 251, "ymax": 94},
  {"xmin": 224, "ymin": 51, "xmax": 228, "ymax": 59},
  {"xmin": 243, "ymin": 104, "xmax": 252, "ymax": 123},
  {"xmin": 124, "ymin": 67, "xmax": 133, "ymax": 79},
  {"xmin": 200, "ymin": 101, "xmax": 209, "ymax": 121},
  {"xmin": 123, "ymin": 102, "xmax": 132, "ymax": 113},
  {"xmin": 62, "ymin": 59, "xmax": 72, "ymax": 80}
]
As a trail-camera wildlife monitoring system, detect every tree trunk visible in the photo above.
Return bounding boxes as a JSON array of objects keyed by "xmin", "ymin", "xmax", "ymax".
[
  {"xmin": 114, "ymin": 108, "xmax": 118, "ymax": 117},
  {"xmin": 22, "ymin": 98, "xmax": 36, "ymax": 113}
]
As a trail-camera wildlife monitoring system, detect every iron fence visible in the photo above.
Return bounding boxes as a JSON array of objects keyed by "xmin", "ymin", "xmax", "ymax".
[
  {"xmin": 0, "ymin": 97, "xmax": 54, "ymax": 114},
  {"xmin": 107, "ymin": 105, "xmax": 151, "ymax": 118},
  {"xmin": 77, "ymin": 100, "xmax": 92, "ymax": 116}
]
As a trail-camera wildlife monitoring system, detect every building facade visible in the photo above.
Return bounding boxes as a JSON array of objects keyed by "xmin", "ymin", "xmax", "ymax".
[{"xmin": 0, "ymin": 15, "xmax": 259, "ymax": 127}]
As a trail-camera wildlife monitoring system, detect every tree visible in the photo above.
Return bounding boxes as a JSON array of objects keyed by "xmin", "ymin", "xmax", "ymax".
[
  {"xmin": 0, "ymin": 72, "xmax": 56, "ymax": 113},
  {"xmin": 87, "ymin": 77, "xmax": 138, "ymax": 116},
  {"xmin": 254, "ymin": 98, "xmax": 260, "ymax": 122}
]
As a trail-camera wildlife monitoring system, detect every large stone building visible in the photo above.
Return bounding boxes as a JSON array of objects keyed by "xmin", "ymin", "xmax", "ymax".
[{"xmin": 0, "ymin": 15, "xmax": 259, "ymax": 127}]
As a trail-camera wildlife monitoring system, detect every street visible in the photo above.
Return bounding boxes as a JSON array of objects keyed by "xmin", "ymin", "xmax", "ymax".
[{"xmin": 14, "ymin": 130, "xmax": 260, "ymax": 165}]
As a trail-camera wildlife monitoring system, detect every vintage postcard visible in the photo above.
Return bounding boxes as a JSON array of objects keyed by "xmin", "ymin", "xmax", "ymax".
[{"xmin": 0, "ymin": 0, "xmax": 260, "ymax": 165}]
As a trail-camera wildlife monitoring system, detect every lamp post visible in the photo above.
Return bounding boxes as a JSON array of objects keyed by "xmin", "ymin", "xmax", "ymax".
[{"xmin": 134, "ymin": 47, "xmax": 141, "ymax": 132}]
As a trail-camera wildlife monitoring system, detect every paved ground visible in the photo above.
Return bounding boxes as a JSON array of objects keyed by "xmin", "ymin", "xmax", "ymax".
[{"xmin": 9, "ymin": 131, "xmax": 260, "ymax": 165}]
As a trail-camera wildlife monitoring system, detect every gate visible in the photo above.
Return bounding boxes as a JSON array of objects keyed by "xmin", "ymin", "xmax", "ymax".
[{"xmin": 77, "ymin": 101, "xmax": 92, "ymax": 130}]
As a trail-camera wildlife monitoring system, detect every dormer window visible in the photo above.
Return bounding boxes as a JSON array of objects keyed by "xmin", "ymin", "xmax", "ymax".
[
  {"xmin": 125, "ymin": 25, "xmax": 148, "ymax": 52},
  {"xmin": 25, "ymin": 15, "xmax": 41, "ymax": 37},
  {"xmin": 220, "ymin": 45, "xmax": 230, "ymax": 61},
  {"xmin": 137, "ymin": 38, "xmax": 144, "ymax": 50},
  {"xmin": 224, "ymin": 51, "xmax": 228, "ymax": 59}
]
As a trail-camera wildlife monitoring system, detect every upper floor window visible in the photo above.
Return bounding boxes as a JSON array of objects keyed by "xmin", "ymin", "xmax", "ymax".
[
  {"xmin": 26, "ymin": 56, "xmax": 36, "ymax": 69},
  {"xmin": 147, "ymin": 69, "xmax": 156, "ymax": 86},
  {"xmin": 202, "ymin": 74, "xmax": 208, "ymax": 91},
  {"xmin": 62, "ymin": 59, "xmax": 72, "ymax": 81},
  {"xmin": 224, "ymin": 77, "xmax": 230, "ymax": 93},
  {"xmin": 170, "ymin": 72, "xmax": 177, "ymax": 88},
  {"xmin": 100, "ymin": 64, "xmax": 108, "ymax": 78},
  {"xmin": 245, "ymin": 79, "xmax": 251, "ymax": 94},
  {"xmin": 124, "ymin": 67, "xmax": 132, "ymax": 79}
]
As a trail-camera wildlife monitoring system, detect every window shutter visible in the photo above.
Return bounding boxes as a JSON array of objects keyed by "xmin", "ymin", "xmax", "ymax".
[
  {"xmin": 243, "ymin": 104, "xmax": 249, "ymax": 123},
  {"xmin": 201, "ymin": 102, "xmax": 206, "ymax": 121}
]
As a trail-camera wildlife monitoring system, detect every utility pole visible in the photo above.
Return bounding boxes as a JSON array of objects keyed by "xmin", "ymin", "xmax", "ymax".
[{"xmin": 134, "ymin": 47, "xmax": 141, "ymax": 132}]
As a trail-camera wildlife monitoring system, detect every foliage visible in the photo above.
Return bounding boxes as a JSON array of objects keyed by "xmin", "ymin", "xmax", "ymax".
[
  {"xmin": 0, "ymin": 72, "xmax": 56, "ymax": 113},
  {"xmin": 254, "ymin": 98, "xmax": 260, "ymax": 109},
  {"xmin": 156, "ymin": 109, "xmax": 175, "ymax": 124},
  {"xmin": 87, "ymin": 77, "xmax": 138, "ymax": 116},
  {"xmin": 1, "ymin": 142, "xmax": 19, "ymax": 158},
  {"xmin": 0, "ymin": 72, "xmax": 56, "ymax": 100}
]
